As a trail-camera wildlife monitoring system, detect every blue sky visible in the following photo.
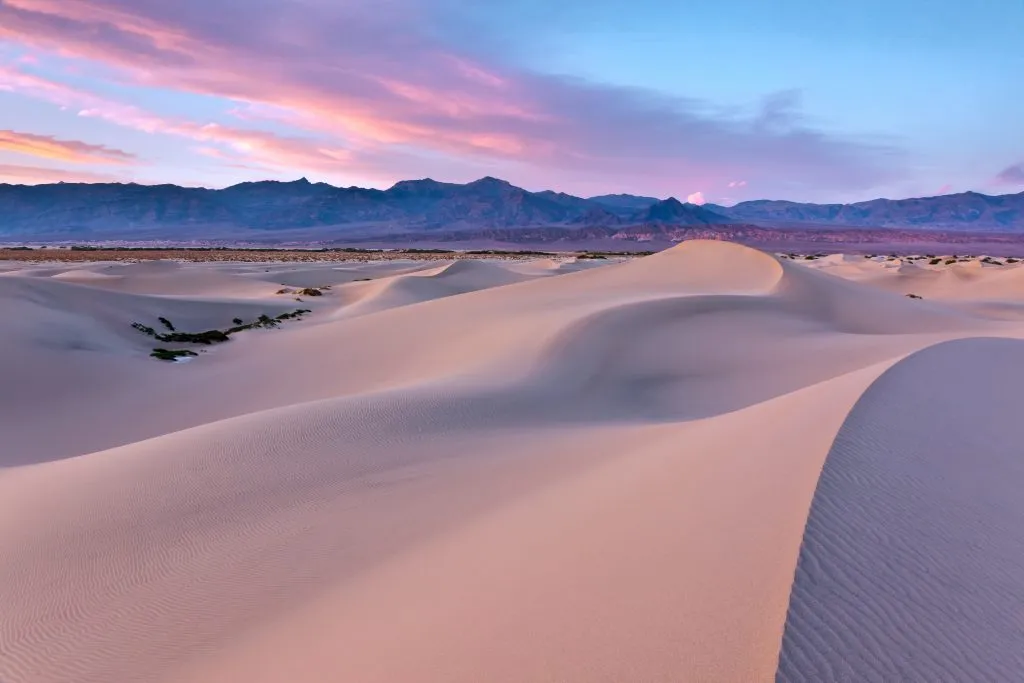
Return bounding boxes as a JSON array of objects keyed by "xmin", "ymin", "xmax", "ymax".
[{"xmin": 0, "ymin": 0, "xmax": 1021, "ymax": 203}]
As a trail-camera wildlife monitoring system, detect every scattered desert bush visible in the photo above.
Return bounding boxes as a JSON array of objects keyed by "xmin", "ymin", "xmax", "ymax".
[
  {"xmin": 131, "ymin": 322, "xmax": 158, "ymax": 337},
  {"xmin": 158, "ymin": 317, "xmax": 175, "ymax": 332},
  {"xmin": 930, "ymin": 258, "xmax": 943, "ymax": 265},
  {"xmin": 159, "ymin": 329, "xmax": 231, "ymax": 345},
  {"xmin": 134, "ymin": 308, "xmax": 311, "ymax": 357},
  {"xmin": 906, "ymin": 293, "xmax": 923, "ymax": 299},
  {"xmin": 150, "ymin": 348, "xmax": 198, "ymax": 362},
  {"xmin": 297, "ymin": 287, "xmax": 324, "ymax": 297}
]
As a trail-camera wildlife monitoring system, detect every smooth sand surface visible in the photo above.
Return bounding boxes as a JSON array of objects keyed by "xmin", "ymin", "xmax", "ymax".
[{"xmin": 1, "ymin": 241, "xmax": 1022, "ymax": 682}]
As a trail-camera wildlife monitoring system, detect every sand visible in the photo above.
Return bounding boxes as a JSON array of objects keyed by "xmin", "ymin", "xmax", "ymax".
[{"xmin": 1, "ymin": 240, "xmax": 1022, "ymax": 682}]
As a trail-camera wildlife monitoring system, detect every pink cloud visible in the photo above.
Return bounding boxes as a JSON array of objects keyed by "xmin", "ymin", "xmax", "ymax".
[
  {"xmin": 0, "ymin": 162, "xmax": 124, "ymax": 184},
  {"xmin": 935, "ymin": 183, "xmax": 953, "ymax": 195},
  {"xmin": 686, "ymin": 191, "xmax": 706, "ymax": 205},
  {"xmin": 0, "ymin": 128, "xmax": 136, "ymax": 164},
  {"xmin": 0, "ymin": 66, "xmax": 379, "ymax": 181},
  {"xmin": 994, "ymin": 164, "xmax": 1024, "ymax": 186},
  {"xmin": 727, "ymin": 180, "xmax": 747, "ymax": 188},
  {"xmin": 0, "ymin": 0, "xmax": 904, "ymax": 198}
]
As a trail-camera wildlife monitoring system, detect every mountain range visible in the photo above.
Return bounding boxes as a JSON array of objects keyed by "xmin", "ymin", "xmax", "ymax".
[{"xmin": 1, "ymin": 176, "xmax": 1022, "ymax": 243}]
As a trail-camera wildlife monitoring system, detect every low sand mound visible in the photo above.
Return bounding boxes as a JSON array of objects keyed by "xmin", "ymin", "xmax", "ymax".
[
  {"xmin": 239, "ymin": 261, "xmax": 440, "ymax": 288},
  {"xmin": 775, "ymin": 256, "xmax": 985, "ymax": 334},
  {"xmin": 848, "ymin": 259, "xmax": 1024, "ymax": 302},
  {"xmin": 336, "ymin": 259, "xmax": 535, "ymax": 317},
  {"xmin": 777, "ymin": 337, "xmax": 1024, "ymax": 682},
  {"xmin": 51, "ymin": 269, "xmax": 124, "ymax": 282},
  {"xmin": 63, "ymin": 260, "xmax": 281, "ymax": 298}
]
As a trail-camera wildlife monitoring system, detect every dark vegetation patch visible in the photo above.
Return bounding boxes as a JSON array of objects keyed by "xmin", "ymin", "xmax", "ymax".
[
  {"xmin": 906, "ymin": 293, "xmax": 924, "ymax": 299},
  {"xmin": 465, "ymin": 249, "xmax": 556, "ymax": 256},
  {"xmin": 150, "ymin": 348, "xmax": 198, "ymax": 362},
  {"xmin": 297, "ymin": 287, "xmax": 324, "ymax": 297},
  {"xmin": 132, "ymin": 309, "xmax": 312, "ymax": 359}
]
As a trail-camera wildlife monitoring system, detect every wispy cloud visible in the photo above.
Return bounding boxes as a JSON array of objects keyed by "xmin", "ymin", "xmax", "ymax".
[
  {"xmin": 0, "ymin": 162, "xmax": 123, "ymax": 183},
  {"xmin": 686, "ymin": 191, "xmax": 706, "ymax": 205},
  {"xmin": 0, "ymin": 0, "xmax": 906, "ymax": 197},
  {"xmin": 995, "ymin": 163, "xmax": 1024, "ymax": 186},
  {"xmin": 0, "ymin": 66, "xmax": 366, "ymax": 178},
  {"xmin": 0, "ymin": 129, "xmax": 135, "ymax": 164}
]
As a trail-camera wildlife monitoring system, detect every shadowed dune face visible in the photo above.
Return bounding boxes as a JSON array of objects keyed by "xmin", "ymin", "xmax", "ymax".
[
  {"xmin": 334, "ymin": 259, "xmax": 537, "ymax": 318},
  {"xmin": 776, "ymin": 337, "xmax": 1024, "ymax": 682},
  {"xmin": 3, "ymin": 241, "xmax": 1024, "ymax": 683}
]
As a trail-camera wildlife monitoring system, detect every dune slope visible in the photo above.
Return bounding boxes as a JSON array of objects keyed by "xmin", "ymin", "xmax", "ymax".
[
  {"xmin": 2, "ymin": 241, "xmax": 1024, "ymax": 683},
  {"xmin": 777, "ymin": 337, "xmax": 1024, "ymax": 682}
]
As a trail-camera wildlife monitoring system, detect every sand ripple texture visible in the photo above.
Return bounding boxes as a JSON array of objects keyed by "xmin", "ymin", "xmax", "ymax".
[{"xmin": 777, "ymin": 337, "xmax": 1024, "ymax": 682}]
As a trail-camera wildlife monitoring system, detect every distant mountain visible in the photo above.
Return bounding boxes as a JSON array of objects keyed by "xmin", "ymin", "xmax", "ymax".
[
  {"xmin": 633, "ymin": 198, "xmax": 731, "ymax": 225},
  {"xmin": 0, "ymin": 177, "xmax": 1022, "ymax": 243},
  {"xmin": 715, "ymin": 191, "xmax": 1024, "ymax": 230},
  {"xmin": 589, "ymin": 193, "xmax": 661, "ymax": 216}
]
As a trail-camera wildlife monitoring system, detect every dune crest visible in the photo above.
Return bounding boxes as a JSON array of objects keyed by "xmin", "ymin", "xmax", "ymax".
[
  {"xmin": 3, "ymin": 243, "xmax": 1024, "ymax": 682},
  {"xmin": 777, "ymin": 337, "xmax": 1024, "ymax": 681}
]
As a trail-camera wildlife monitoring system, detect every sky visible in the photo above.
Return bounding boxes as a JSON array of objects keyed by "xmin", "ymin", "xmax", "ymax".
[{"xmin": 0, "ymin": 0, "xmax": 1021, "ymax": 204}]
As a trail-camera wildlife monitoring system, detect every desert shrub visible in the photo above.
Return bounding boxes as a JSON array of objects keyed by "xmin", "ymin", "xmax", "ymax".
[
  {"xmin": 276, "ymin": 288, "xmax": 293, "ymax": 295},
  {"xmin": 275, "ymin": 309, "xmax": 310, "ymax": 321},
  {"xmin": 159, "ymin": 329, "xmax": 231, "ymax": 344},
  {"xmin": 297, "ymin": 287, "xmax": 323, "ymax": 297},
  {"xmin": 150, "ymin": 348, "xmax": 198, "ymax": 362},
  {"xmin": 945, "ymin": 259, "xmax": 957, "ymax": 265},
  {"xmin": 906, "ymin": 293, "xmax": 923, "ymax": 299},
  {"xmin": 158, "ymin": 317, "xmax": 175, "ymax": 332},
  {"xmin": 131, "ymin": 322, "xmax": 158, "ymax": 337},
  {"xmin": 930, "ymin": 258, "xmax": 942, "ymax": 265},
  {"xmin": 233, "ymin": 318, "xmax": 243, "ymax": 325}
]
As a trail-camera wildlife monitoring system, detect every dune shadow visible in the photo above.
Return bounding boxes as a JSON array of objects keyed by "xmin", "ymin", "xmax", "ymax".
[{"xmin": 776, "ymin": 337, "xmax": 1024, "ymax": 682}]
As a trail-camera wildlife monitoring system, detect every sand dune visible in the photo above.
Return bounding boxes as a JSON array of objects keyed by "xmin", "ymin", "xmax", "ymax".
[
  {"xmin": 777, "ymin": 337, "xmax": 1024, "ymax": 682},
  {"xmin": 2, "ymin": 240, "xmax": 1023, "ymax": 682},
  {"xmin": 333, "ymin": 258, "xmax": 538, "ymax": 318}
]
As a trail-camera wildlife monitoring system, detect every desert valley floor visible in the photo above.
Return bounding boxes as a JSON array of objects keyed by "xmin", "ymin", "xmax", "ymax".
[{"xmin": 1, "ymin": 240, "xmax": 1023, "ymax": 682}]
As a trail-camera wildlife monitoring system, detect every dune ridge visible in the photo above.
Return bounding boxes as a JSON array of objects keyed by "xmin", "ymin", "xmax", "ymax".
[
  {"xmin": 2, "ymin": 240, "xmax": 1023, "ymax": 682},
  {"xmin": 776, "ymin": 337, "xmax": 1024, "ymax": 682}
]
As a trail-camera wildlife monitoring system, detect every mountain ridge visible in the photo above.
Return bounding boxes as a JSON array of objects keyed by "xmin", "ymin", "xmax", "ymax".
[{"xmin": 1, "ymin": 177, "xmax": 1022, "ymax": 242}]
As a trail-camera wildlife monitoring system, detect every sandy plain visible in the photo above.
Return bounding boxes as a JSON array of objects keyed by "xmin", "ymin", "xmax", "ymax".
[{"xmin": 1, "ymin": 241, "xmax": 1022, "ymax": 682}]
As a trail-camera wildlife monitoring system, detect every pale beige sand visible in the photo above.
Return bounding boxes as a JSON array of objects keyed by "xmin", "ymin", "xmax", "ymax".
[{"xmin": 1, "ymin": 241, "xmax": 1022, "ymax": 682}]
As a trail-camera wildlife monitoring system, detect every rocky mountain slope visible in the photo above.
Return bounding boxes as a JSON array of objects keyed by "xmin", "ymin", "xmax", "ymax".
[{"xmin": 1, "ymin": 177, "xmax": 1021, "ymax": 242}]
